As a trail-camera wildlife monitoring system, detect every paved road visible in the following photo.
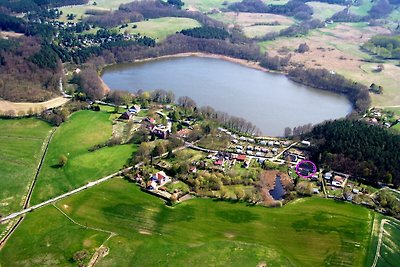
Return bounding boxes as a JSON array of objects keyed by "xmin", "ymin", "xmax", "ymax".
[{"xmin": 0, "ymin": 167, "xmax": 132, "ymax": 224}]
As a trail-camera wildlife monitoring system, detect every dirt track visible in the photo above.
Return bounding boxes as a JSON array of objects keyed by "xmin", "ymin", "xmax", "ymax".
[{"xmin": 0, "ymin": 97, "xmax": 70, "ymax": 115}]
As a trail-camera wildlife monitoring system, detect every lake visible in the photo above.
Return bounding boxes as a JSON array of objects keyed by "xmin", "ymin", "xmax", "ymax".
[{"xmin": 102, "ymin": 56, "xmax": 352, "ymax": 136}]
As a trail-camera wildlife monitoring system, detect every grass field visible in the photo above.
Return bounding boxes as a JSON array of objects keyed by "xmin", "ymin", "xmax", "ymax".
[
  {"xmin": 116, "ymin": 17, "xmax": 201, "ymax": 42},
  {"xmin": 2, "ymin": 178, "xmax": 376, "ymax": 266},
  {"xmin": 30, "ymin": 110, "xmax": 137, "ymax": 205},
  {"xmin": 58, "ymin": 0, "xmax": 133, "ymax": 22},
  {"xmin": 349, "ymin": 0, "xmax": 373, "ymax": 16},
  {"xmin": 307, "ymin": 2, "xmax": 346, "ymax": 21},
  {"xmin": 0, "ymin": 205, "xmax": 109, "ymax": 266},
  {"xmin": 184, "ymin": 0, "xmax": 238, "ymax": 11},
  {"xmin": 0, "ymin": 118, "xmax": 53, "ymax": 216}
]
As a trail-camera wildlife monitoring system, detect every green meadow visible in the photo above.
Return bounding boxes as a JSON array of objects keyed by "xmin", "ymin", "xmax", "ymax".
[
  {"xmin": 30, "ymin": 110, "xmax": 137, "ymax": 205},
  {"xmin": 2, "ymin": 178, "xmax": 376, "ymax": 266},
  {"xmin": 308, "ymin": 2, "xmax": 345, "ymax": 21},
  {"xmin": 0, "ymin": 118, "xmax": 53, "ymax": 216},
  {"xmin": 118, "ymin": 17, "xmax": 201, "ymax": 42}
]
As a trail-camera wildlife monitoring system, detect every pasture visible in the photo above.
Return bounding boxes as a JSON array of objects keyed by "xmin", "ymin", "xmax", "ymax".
[
  {"xmin": 0, "ymin": 118, "xmax": 53, "ymax": 216},
  {"xmin": 117, "ymin": 17, "xmax": 201, "ymax": 42},
  {"xmin": 30, "ymin": 110, "xmax": 137, "ymax": 205},
  {"xmin": 307, "ymin": 2, "xmax": 346, "ymax": 21},
  {"xmin": 2, "ymin": 178, "xmax": 376, "ymax": 266}
]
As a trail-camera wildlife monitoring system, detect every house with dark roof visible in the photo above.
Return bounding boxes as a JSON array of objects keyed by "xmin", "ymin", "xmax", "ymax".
[
  {"xmin": 128, "ymin": 104, "xmax": 141, "ymax": 113},
  {"xmin": 119, "ymin": 111, "xmax": 134, "ymax": 120}
]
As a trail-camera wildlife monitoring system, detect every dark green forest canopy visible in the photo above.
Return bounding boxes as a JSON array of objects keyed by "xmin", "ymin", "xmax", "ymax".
[
  {"xmin": 180, "ymin": 26, "xmax": 230, "ymax": 40},
  {"xmin": 310, "ymin": 120, "xmax": 400, "ymax": 186},
  {"xmin": 0, "ymin": 0, "xmax": 88, "ymax": 13}
]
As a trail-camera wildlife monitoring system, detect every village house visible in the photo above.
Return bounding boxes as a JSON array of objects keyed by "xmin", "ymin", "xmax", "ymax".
[
  {"xmin": 146, "ymin": 180, "xmax": 158, "ymax": 190},
  {"xmin": 149, "ymin": 171, "xmax": 170, "ymax": 187},
  {"xmin": 119, "ymin": 111, "xmax": 134, "ymax": 120},
  {"xmin": 236, "ymin": 154, "xmax": 247, "ymax": 162},
  {"xmin": 332, "ymin": 175, "xmax": 345, "ymax": 187},
  {"xmin": 301, "ymin": 140, "xmax": 311, "ymax": 146},
  {"xmin": 324, "ymin": 172, "xmax": 333, "ymax": 180},
  {"xmin": 128, "ymin": 104, "xmax": 141, "ymax": 113},
  {"xmin": 177, "ymin": 128, "xmax": 192, "ymax": 138}
]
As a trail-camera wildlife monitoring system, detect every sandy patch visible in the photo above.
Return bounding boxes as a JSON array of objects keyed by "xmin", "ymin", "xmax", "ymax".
[{"xmin": 0, "ymin": 97, "xmax": 70, "ymax": 115}]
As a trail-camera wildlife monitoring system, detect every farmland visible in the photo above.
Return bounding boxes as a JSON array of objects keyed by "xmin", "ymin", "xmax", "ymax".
[
  {"xmin": 259, "ymin": 22, "xmax": 400, "ymax": 107},
  {"xmin": 210, "ymin": 12, "xmax": 294, "ymax": 38},
  {"xmin": 30, "ymin": 110, "xmax": 137, "ymax": 205},
  {"xmin": 1, "ymin": 178, "xmax": 376, "ymax": 266},
  {"xmin": 0, "ymin": 118, "xmax": 53, "ymax": 216}
]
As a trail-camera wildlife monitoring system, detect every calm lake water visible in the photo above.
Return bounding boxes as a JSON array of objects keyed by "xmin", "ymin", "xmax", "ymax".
[{"xmin": 102, "ymin": 57, "xmax": 352, "ymax": 136}]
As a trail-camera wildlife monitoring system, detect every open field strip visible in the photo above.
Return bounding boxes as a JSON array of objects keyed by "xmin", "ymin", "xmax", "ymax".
[{"xmin": 0, "ymin": 118, "xmax": 53, "ymax": 216}]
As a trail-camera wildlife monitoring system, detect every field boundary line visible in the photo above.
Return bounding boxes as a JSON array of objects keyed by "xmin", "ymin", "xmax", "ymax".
[
  {"xmin": 371, "ymin": 218, "xmax": 388, "ymax": 267},
  {"xmin": 52, "ymin": 204, "xmax": 117, "ymax": 267},
  {"xmin": 23, "ymin": 128, "xmax": 56, "ymax": 209},
  {"xmin": 0, "ymin": 128, "xmax": 56, "ymax": 250},
  {"xmin": 52, "ymin": 204, "xmax": 115, "ymax": 235}
]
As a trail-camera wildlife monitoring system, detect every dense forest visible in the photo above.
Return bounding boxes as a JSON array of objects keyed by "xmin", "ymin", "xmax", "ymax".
[
  {"xmin": 288, "ymin": 68, "xmax": 370, "ymax": 114},
  {"xmin": 310, "ymin": 120, "xmax": 400, "ymax": 186},
  {"xmin": 362, "ymin": 35, "xmax": 400, "ymax": 59},
  {"xmin": 180, "ymin": 26, "xmax": 230, "ymax": 40},
  {"xmin": 0, "ymin": 37, "xmax": 61, "ymax": 102},
  {"xmin": 0, "ymin": 0, "xmax": 88, "ymax": 13}
]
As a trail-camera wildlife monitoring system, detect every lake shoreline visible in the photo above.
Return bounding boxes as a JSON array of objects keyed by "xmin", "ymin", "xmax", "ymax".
[
  {"xmin": 101, "ymin": 55, "xmax": 353, "ymax": 136},
  {"xmin": 100, "ymin": 52, "xmax": 284, "ymax": 78}
]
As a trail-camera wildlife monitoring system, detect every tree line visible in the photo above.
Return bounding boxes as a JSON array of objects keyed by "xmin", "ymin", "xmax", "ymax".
[
  {"xmin": 310, "ymin": 120, "xmax": 400, "ymax": 186},
  {"xmin": 227, "ymin": 0, "xmax": 313, "ymax": 21},
  {"xmin": 287, "ymin": 68, "xmax": 370, "ymax": 115},
  {"xmin": 0, "ymin": 0, "xmax": 88, "ymax": 13},
  {"xmin": 362, "ymin": 35, "xmax": 400, "ymax": 59}
]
